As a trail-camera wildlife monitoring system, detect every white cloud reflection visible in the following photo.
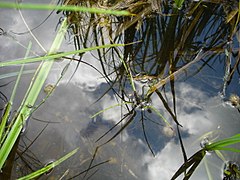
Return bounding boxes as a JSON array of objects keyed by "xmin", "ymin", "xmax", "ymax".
[
  {"xmin": 61, "ymin": 55, "xmax": 238, "ymax": 179},
  {"xmin": 98, "ymin": 80, "xmax": 239, "ymax": 179},
  {"xmin": 2, "ymin": 4, "xmax": 239, "ymax": 179}
]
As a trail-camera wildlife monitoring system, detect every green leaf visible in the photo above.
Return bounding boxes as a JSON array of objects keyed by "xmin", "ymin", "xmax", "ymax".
[
  {"xmin": 17, "ymin": 148, "xmax": 79, "ymax": 180},
  {"xmin": 0, "ymin": 2, "xmax": 131, "ymax": 16},
  {"xmin": 0, "ymin": 44, "xmax": 125, "ymax": 67},
  {"xmin": 174, "ymin": 0, "xmax": 185, "ymax": 9},
  {"xmin": 205, "ymin": 134, "xmax": 240, "ymax": 152},
  {"xmin": 0, "ymin": 18, "xmax": 68, "ymax": 170}
]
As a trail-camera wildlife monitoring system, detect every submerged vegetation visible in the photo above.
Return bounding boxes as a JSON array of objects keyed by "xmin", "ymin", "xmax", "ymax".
[{"xmin": 0, "ymin": 0, "xmax": 240, "ymax": 179}]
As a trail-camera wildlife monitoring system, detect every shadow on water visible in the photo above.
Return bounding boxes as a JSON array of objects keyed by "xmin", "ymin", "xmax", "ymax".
[{"xmin": 0, "ymin": 0, "xmax": 240, "ymax": 179}]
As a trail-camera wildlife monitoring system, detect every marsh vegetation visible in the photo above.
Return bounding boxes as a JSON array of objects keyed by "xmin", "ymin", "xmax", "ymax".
[{"xmin": 0, "ymin": 0, "xmax": 240, "ymax": 179}]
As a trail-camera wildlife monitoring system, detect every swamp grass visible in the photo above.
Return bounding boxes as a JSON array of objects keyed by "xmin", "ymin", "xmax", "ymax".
[
  {"xmin": 0, "ymin": 16, "xmax": 71, "ymax": 178},
  {"xmin": 63, "ymin": 0, "xmax": 240, "ymax": 179},
  {"xmin": 0, "ymin": 1, "xmax": 130, "ymax": 179},
  {"xmin": 0, "ymin": 0, "xmax": 240, "ymax": 179}
]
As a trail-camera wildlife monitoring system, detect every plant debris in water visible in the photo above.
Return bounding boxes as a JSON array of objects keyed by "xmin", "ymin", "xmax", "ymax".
[{"xmin": 0, "ymin": 0, "xmax": 240, "ymax": 179}]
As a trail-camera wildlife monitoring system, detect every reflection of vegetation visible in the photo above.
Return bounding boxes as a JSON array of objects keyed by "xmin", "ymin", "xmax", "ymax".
[
  {"xmin": 61, "ymin": 0, "xmax": 240, "ymax": 179},
  {"xmin": 0, "ymin": 1, "xmax": 130, "ymax": 179},
  {"xmin": 172, "ymin": 134, "xmax": 240, "ymax": 180},
  {"xmin": 223, "ymin": 161, "xmax": 240, "ymax": 180},
  {"xmin": 0, "ymin": 0, "xmax": 240, "ymax": 179},
  {"xmin": 0, "ymin": 17, "xmax": 77, "ymax": 178}
]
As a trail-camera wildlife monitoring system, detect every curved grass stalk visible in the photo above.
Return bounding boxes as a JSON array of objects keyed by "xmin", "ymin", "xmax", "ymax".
[{"xmin": 17, "ymin": 5, "xmax": 46, "ymax": 53}]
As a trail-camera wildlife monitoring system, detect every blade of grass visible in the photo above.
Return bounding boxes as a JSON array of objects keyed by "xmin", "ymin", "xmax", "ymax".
[
  {"xmin": 148, "ymin": 106, "xmax": 172, "ymax": 128},
  {"xmin": 0, "ymin": 2, "xmax": 132, "ymax": 16},
  {"xmin": 99, "ymin": 110, "xmax": 136, "ymax": 145},
  {"xmin": 17, "ymin": 148, "xmax": 79, "ymax": 180},
  {"xmin": 90, "ymin": 102, "xmax": 131, "ymax": 118},
  {"xmin": 211, "ymin": 147, "xmax": 240, "ymax": 153},
  {"xmin": 204, "ymin": 134, "xmax": 240, "ymax": 151},
  {"xmin": 0, "ymin": 69, "xmax": 49, "ymax": 80},
  {"xmin": 95, "ymin": 109, "xmax": 135, "ymax": 143},
  {"xmin": 0, "ymin": 103, "xmax": 11, "ymax": 144},
  {"xmin": 119, "ymin": 57, "xmax": 136, "ymax": 92},
  {"xmin": 10, "ymin": 42, "xmax": 32, "ymax": 103},
  {"xmin": 0, "ymin": 44, "xmax": 125, "ymax": 67},
  {"xmin": 171, "ymin": 149, "xmax": 206, "ymax": 180},
  {"xmin": 141, "ymin": 112, "xmax": 155, "ymax": 156},
  {"xmin": 0, "ymin": 18, "xmax": 68, "ymax": 170},
  {"xmin": 174, "ymin": 0, "xmax": 185, "ymax": 9},
  {"xmin": 0, "ymin": 42, "xmax": 32, "ymax": 143},
  {"xmin": 203, "ymin": 157, "xmax": 213, "ymax": 180},
  {"xmin": 172, "ymin": 134, "xmax": 240, "ymax": 179},
  {"xmin": 155, "ymin": 89, "xmax": 181, "ymax": 126}
]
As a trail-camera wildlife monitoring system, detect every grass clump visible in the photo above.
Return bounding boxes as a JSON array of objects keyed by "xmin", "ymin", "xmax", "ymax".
[{"xmin": 0, "ymin": 1, "xmax": 130, "ymax": 179}]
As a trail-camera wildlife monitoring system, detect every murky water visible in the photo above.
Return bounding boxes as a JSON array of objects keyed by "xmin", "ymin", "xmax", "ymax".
[{"xmin": 0, "ymin": 1, "xmax": 240, "ymax": 179}]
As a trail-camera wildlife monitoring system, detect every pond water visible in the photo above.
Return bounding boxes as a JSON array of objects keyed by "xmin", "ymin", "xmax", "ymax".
[{"xmin": 0, "ymin": 0, "xmax": 240, "ymax": 179}]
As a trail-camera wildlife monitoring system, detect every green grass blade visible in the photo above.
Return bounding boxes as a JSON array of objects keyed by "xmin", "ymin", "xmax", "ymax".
[
  {"xmin": 0, "ymin": 2, "xmax": 131, "ymax": 16},
  {"xmin": 174, "ymin": 0, "xmax": 185, "ymax": 9},
  {"xmin": 0, "ymin": 70, "xmax": 35, "ymax": 80},
  {"xmin": 171, "ymin": 149, "xmax": 206, "ymax": 180},
  {"xmin": 203, "ymin": 157, "xmax": 213, "ymax": 180},
  {"xmin": 212, "ymin": 147, "xmax": 240, "ymax": 153},
  {"xmin": 0, "ymin": 18, "xmax": 68, "ymax": 170},
  {"xmin": 10, "ymin": 42, "xmax": 32, "ymax": 102},
  {"xmin": 119, "ymin": 57, "xmax": 136, "ymax": 92},
  {"xmin": 0, "ymin": 42, "xmax": 32, "ymax": 143},
  {"xmin": 0, "ymin": 103, "xmax": 11, "ymax": 143},
  {"xmin": 90, "ymin": 102, "xmax": 131, "ymax": 118},
  {"xmin": 215, "ymin": 150, "xmax": 226, "ymax": 162},
  {"xmin": 0, "ymin": 44, "xmax": 125, "ymax": 67},
  {"xmin": 148, "ymin": 106, "xmax": 172, "ymax": 127},
  {"xmin": 17, "ymin": 148, "xmax": 79, "ymax": 180},
  {"xmin": 205, "ymin": 134, "xmax": 240, "ymax": 151}
]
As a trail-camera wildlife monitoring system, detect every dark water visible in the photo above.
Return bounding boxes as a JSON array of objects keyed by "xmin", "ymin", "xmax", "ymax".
[{"xmin": 0, "ymin": 1, "xmax": 240, "ymax": 179}]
